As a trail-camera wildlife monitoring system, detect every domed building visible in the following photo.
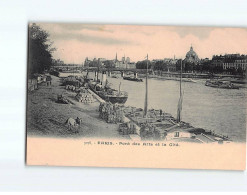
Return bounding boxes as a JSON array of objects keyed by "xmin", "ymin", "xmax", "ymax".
[{"xmin": 184, "ymin": 45, "xmax": 200, "ymax": 64}]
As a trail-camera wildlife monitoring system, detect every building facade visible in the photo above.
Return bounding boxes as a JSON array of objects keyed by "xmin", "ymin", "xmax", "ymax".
[
  {"xmin": 212, "ymin": 54, "xmax": 247, "ymax": 71},
  {"xmin": 164, "ymin": 58, "xmax": 178, "ymax": 72},
  {"xmin": 114, "ymin": 53, "xmax": 135, "ymax": 69},
  {"xmin": 235, "ymin": 58, "xmax": 247, "ymax": 71}
]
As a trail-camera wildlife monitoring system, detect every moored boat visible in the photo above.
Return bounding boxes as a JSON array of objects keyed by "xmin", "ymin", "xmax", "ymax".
[
  {"xmin": 111, "ymin": 75, "xmax": 119, "ymax": 78},
  {"xmin": 88, "ymin": 81, "xmax": 128, "ymax": 104},
  {"xmin": 205, "ymin": 80, "xmax": 239, "ymax": 89},
  {"xmin": 115, "ymin": 56, "xmax": 231, "ymax": 143},
  {"xmin": 123, "ymin": 76, "xmax": 143, "ymax": 82},
  {"xmin": 87, "ymin": 71, "xmax": 128, "ymax": 104},
  {"xmin": 123, "ymin": 72, "xmax": 143, "ymax": 82}
]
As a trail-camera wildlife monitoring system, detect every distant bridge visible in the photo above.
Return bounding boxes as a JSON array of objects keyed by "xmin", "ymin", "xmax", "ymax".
[
  {"xmin": 82, "ymin": 67, "xmax": 148, "ymax": 74},
  {"xmin": 52, "ymin": 66, "xmax": 242, "ymax": 79}
]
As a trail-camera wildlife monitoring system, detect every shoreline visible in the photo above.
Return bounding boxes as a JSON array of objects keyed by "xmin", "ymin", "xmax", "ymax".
[
  {"xmin": 26, "ymin": 75, "xmax": 130, "ymax": 140},
  {"xmin": 26, "ymin": 73, "xmax": 246, "ymax": 143},
  {"xmin": 58, "ymin": 71, "xmax": 247, "ymax": 88}
]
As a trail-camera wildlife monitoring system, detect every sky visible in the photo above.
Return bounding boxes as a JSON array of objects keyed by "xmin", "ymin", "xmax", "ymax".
[{"xmin": 37, "ymin": 23, "xmax": 247, "ymax": 64}]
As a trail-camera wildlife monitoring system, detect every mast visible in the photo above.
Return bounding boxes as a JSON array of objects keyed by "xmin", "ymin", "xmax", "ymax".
[
  {"xmin": 119, "ymin": 82, "xmax": 121, "ymax": 95},
  {"xmin": 180, "ymin": 60, "xmax": 182, "ymax": 98},
  {"xmin": 97, "ymin": 60, "xmax": 99, "ymax": 82},
  {"xmin": 144, "ymin": 54, "xmax": 148, "ymax": 117},
  {"xmin": 177, "ymin": 59, "xmax": 183, "ymax": 123}
]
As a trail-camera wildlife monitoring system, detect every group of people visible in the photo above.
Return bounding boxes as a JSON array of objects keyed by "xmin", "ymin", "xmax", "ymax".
[
  {"xmin": 99, "ymin": 102, "xmax": 125, "ymax": 124},
  {"xmin": 46, "ymin": 75, "xmax": 52, "ymax": 86}
]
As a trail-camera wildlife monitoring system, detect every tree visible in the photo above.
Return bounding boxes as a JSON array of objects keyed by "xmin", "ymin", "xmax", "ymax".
[
  {"xmin": 28, "ymin": 23, "xmax": 55, "ymax": 76},
  {"xmin": 201, "ymin": 61, "xmax": 211, "ymax": 73},
  {"xmin": 136, "ymin": 60, "xmax": 152, "ymax": 69},
  {"xmin": 104, "ymin": 60, "xmax": 115, "ymax": 69},
  {"xmin": 183, "ymin": 62, "xmax": 195, "ymax": 72},
  {"xmin": 176, "ymin": 59, "xmax": 183, "ymax": 71},
  {"xmin": 153, "ymin": 60, "xmax": 168, "ymax": 71}
]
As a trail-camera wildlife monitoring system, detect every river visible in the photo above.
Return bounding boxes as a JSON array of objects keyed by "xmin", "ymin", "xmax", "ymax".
[{"xmin": 78, "ymin": 71, "xmax": 246, "ymax": 142}]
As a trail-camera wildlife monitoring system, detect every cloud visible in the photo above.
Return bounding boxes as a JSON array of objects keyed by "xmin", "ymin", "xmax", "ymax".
[
  {"xmin": 58, "ymin": 23, "xmax": 113, "ymax": 33},
  {"xmin": 168, "ymin": 26, "xmax": 215, "ymax": 40},
  {"xmin": 38, "ymin": 23, "xmax": 136, "ymax": 45},
  {"xmin": 36, "ymin": 23, "xmax": 247, "ymax": 64},
  {"xmin": 51, "ymin": 32, "xmax": 136, "ymax": 45}
]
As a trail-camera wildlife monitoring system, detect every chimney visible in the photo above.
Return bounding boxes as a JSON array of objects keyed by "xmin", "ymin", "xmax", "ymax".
[{"xmin": 95, "ymin": 71, "xmax": 98, "ymax": 81}]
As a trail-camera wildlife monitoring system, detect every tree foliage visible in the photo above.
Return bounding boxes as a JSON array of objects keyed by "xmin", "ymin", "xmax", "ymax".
[
  {"xmin": 153, "ymin": 60, "xmax": 167, "ymax": 71},
  {"xmin": 28, "ymin": 23, "xmax": 55, "ymax": 76},
  {"xmin": 104, "ymin": 60, "xmax": 115, "ymax": 69},
  {"xmin": 136, "ymin": 60, "xmax": 152, "ymax": 69}
]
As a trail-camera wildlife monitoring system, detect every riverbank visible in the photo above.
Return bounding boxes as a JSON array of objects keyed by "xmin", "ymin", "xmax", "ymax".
[
  {"xmin": 26, "ymin": 75, "xmax": 130, "ymax": 139},
  {"xmin": 27, "ymin": 72, "xmax": 246, "ymax": 142}
]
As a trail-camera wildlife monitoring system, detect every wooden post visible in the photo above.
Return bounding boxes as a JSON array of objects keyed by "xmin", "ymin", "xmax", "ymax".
[{"xmin": 144, "ymin": 54, "xmax": 148, "ymax": 117}]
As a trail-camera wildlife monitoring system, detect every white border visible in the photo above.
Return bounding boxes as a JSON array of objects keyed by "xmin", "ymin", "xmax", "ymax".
[{"xmin": 0, "ymin": 0, "xmax": 246, "ymax": 192}]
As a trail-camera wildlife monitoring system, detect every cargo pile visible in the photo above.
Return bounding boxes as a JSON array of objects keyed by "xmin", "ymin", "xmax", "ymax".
[
  {"xmin": 63, "ymin": 76, "xmax": 83, "ymax": 87},
  {"xmin": 57, "ymin": 94, "xmax": 70, "ymax": 104},
  {"xmin": 118, "ymin": 122, "xmax": 137, "ymax": 135},
  {"xmin": 65, "ymin": 85, "xmax": 77, "ymax": 91},
  {"xmin": 66, "ymin": 85, "xmax": 88, "ymax": 93},
  {"xmin": 99, "ymin": 102, "xmax": 125, "ymax": 123},
  {"xmin": 139, "ymin": 123, "xmax": 162, "ymax": 140},
  {"xmin": 75, "ymin": 90, "xmax": 95, "ymax": 104}
]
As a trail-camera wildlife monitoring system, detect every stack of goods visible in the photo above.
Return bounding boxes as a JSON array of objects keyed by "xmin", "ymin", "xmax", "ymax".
[
  {"xmin": 57, "ymin": 95, "xmax": 69, "ymax": 104},
  {"xmin": 75, "ymin": 90, "xmax": 95, "ymax": 104},
  {"xmin": 99, "ymin": 102, "xmax": 125, "ymax": 123},
  {"xmin": 122, "ymin": 106, "xmax": 137, "ymax": 115},
  {"xmin": 118, "ymin": 121, "xmax": 137, "ymax": 135},
  {"xmin": 65, "ymin": 85, "xmax": 76, "ymax": 91},
  {"xmin": 63, "ymin": 76, "xmax": 82, "ymax": 87},
  {"xmin": 140, "ymin": 123, "xmax": 161, "ymax": 140}
]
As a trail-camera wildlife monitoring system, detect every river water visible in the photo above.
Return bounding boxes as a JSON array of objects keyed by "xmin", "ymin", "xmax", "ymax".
[{"xmin": 81, "ymin": 72, "xmax": 246, "ymax": 142}]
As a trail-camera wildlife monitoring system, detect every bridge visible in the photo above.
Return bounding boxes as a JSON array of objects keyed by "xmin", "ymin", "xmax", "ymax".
[{"xmin": 52, "ymin": 66, "xmax": 243, "ymax": 79}]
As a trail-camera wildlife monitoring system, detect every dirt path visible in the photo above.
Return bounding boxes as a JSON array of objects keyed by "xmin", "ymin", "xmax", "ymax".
[{"xmin": 26, "ymin": 75, "xmax": 129, "ymax": 139}]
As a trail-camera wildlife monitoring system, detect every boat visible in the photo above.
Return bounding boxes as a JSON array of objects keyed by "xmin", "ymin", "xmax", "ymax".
[
  {"xmin": 88, "ymin": 81, "xmax": 128, "ymax": 104},
  {"xmin": 126, "ymin": 57, "xmax": 231, "ymax": 143},
  {"xmin": 111, "ymin": 75, "xmax": 119, "ymax": 78},
  {"xmin": 96, "ymin": 55, "xmax": 231, "ymax": 143},
  {"xmin": 123, "ymin": 72, "xmax": 143, "ymax": 82},
  {"xmin": 163, "ymin": 77, "xmax": 197, "ymax": 83},
  {"xmin": 183, "ymin": 78, "xmax": 197, "ymax": 83},
  {"xmin": 87, "ymin": 72, "xmax": 128, "ymax": 104},
  {"xmin": 147, "ymin": 75, "xmax": 196, "ymax": 83},
  {"xmin": 205, "ymin": 80, "xmax": 239, "ymax": 89},
  {"xmin": 123, "ymin": 76, "xmax": 143, "ymax": 82}
]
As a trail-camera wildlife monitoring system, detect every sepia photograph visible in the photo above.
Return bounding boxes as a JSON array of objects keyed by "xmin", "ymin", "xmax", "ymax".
[
  {"xmin": 26, "ymin": 23, "xmax": 246, "ymax": 169},
  {"xmin": 1, "ymin": 0, "xmax": 247, "ymax": 192}
]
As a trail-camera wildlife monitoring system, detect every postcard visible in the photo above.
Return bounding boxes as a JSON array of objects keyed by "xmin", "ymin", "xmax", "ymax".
[{"xmin": 26, "ymin": 23, "xmax": 246, "ymax": 170}]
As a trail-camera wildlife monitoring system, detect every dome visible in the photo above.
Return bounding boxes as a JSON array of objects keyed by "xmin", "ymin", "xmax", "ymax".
[{"xmin": 184, "ymin": 46, "xmax": 199, "ymax": 64}]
